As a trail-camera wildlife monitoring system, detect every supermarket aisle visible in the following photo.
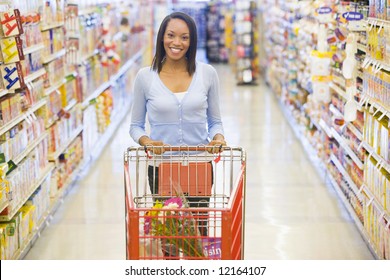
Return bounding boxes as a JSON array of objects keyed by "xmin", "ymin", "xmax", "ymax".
[{"xmin": 25, "ymin": 64, "xmax": 374, "ymax": 260}]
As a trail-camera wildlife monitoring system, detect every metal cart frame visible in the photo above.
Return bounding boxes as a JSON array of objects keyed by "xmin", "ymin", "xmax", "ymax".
[{"xmin": 124, "ymin": 146, "xmax": 246, "ymax": 260}]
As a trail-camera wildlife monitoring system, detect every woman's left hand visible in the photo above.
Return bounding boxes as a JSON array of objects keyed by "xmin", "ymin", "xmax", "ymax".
[{"xmin": 207, "ymin": 135, "xmax": 226, "ymax": 154}]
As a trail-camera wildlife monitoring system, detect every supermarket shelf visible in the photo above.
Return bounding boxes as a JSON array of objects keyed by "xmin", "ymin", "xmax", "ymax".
[
  {"xmin": 82, "ymin": 48, "xmax": 144, "ymax": 108},
  {"xmin": 0, "ymin": 99, "xmax": 46, "ymax": 136},
  {"xmin": 0, "ymin": 163, "xmax": 55, "ymax": 222},
  {"xmin": 347, "ymin": 122, "xmax": 363, "ymax": 141},
  {"xmin": 0, "ymin": 200, "xmax": 8, "ymax": 214},
  {"xmin": 330, "ymin": 83, "xmax": 362, "ymax": 111},
  {"xmin": 362, "ymin": 96, "xmax": 390, "ymax": 120},
  {"xmin": 23, "ymin": 43, "xmax": 44, "ymax": 55},
  {"xmin": 310, "ymin": 117, "xmax": 321, "ymax": 131},
  {"xmin": 42, "ymin": 49, "xmax": 66, "ymax": 64},
  {"xmin": 357, "ymin": 43, "xmax": 366, "ymax": 53},
  {"xmin": 330, "ymin": 154, "xmax": 362, "ymax": 201},
  {"xmin": 45, "ymin": 115, "xmax": 59, "ymax": 129},
  {"xmin": 13, "ymin": 215, "xmax": 48, "ymax": 260},
  {"xmin": 48, "ymin": 126, "xmax": 83, "ymax": 161},
  {"xmin": 329, "ymin": 104, "xmax": 343, "ymax": 118},
  {"xmin": 110, "ymin": 48, "xmax": 144, "ymax": 85},
  {"xmin": 91, "ymin": 102, "xmax": 130, "ymax": 163},
  {"xmin": 79, "ymin": 49, "xmax": 99, "ymax": 64},
  {"xmin": 0, "ymin": 89, "xmax": 8, "ymax": 98},
  {"xmin": 44, "ymin": 79, "xmax": 66, "ymax": 96},
  {"xmin": 360, "ymin": 184, "xmax": 390, "ymax": 219},
  {"xmin": 64, "ymin": 99, "xmax": 77, "ymax": 112},
  {"xmin": 78, "ymin": 7, "xmax": 97, "ymax": 16},
  {"xmin": 331, "ymin": 127, "xmax": 364, "ymax": 170},
  {"xmin": 66, "ymin": 32, "xmax": 80, "ymax": 39},
  {"xmin": 41, "ymin": 21, "xmax": 64, "ymax": 31},
  {"xmin": 367, "ymin": 17, "xmax": 390, "ymax": 26},
  {"xmin": 357, "ymin": 71, "xmax": 364, "ymax": 80},
  {"xmin": 319, "ymin": 119, "xmax": 333, "ymax": 138},
  {"xmin": 362, "ymin": 141, "xmax": 390, "ymax": 174},
  {"xmin": 13, "ymin": 132, "xmax": 48, "ymax": 165},
  {"xmin": 278, "ymin": 99, "xmax": 328, "ymax": 179},
  {"xmin": 332, "ymin": 75, "xmax": 346, "ymax": 89},
  {"xmin": 327, "ymin": 173, "xmax": 379, "ymax": 259},
  {"xmin": 330, "ymin": 82, "xmax": 347, "ymax": 99},
  {"xmin": 81, "ymin": 80, "xmax": 111, "ymax": 108},
  {"xmin": 329, "ymin": 104, "xmax": 363, "ymax": 140},
  {"xmin": 53, "ymin": 159, "xmax": 86, "ymax": 202},
  {"xmin": 15, "ymin": 159, "xmax": 86, "ymax": 260},
  {"xmin": 364, "ymin": 57, "xmax": 390, "ymax": 72},
  {"xmin": 112, "ymin": 31, "xmax": 123, "ymax": 42},
  {"xmin": 24, "ymin": 68, "xmax": 46, "ymax": 84}
]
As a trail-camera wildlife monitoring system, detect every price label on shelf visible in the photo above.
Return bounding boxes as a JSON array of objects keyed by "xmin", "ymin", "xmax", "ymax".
[
  {"xmin": 6, "ymin": 159, "xmax": 17, "ymax": 176},
  {"xmin": 0, "ymin": 153, "xmax": 5, "ymax": 164}
]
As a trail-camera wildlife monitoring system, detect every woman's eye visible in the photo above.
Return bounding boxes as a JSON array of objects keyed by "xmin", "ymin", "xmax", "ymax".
[
  {"xmin": 167, "ymin": 33, "xmax": 174, "ymax": 38},
  {"xmin": 182, "ymin": 36, "xmax": 189, "ymax": 41}
]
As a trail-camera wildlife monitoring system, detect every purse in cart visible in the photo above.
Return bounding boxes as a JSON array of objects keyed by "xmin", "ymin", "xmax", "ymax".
[{"xmin": 158, "ymin": 162, "xmax": 212, "ymax": 197}]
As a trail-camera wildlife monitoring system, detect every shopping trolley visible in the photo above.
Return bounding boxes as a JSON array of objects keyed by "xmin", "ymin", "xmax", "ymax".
[{"xmin": 124, "ymin": 146, "xmax": 246, "ymax": 260}]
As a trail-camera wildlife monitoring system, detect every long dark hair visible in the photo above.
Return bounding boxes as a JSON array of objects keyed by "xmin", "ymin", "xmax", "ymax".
[{"xmin": 151, "ymin": 12, "xmax": 197, "ymax": 75}]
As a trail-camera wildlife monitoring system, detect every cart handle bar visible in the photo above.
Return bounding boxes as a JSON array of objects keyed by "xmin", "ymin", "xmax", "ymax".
[
  {"xmin": 146, "ymin": 145, "xmax": 222, "ymax": 152},
  {"xmin": 125, "ymin": 146, "xmax": 246, "ymax": 163},
  {"xmin": 127, "ymin": 145, "xmax": 244, "ymax": 152}
]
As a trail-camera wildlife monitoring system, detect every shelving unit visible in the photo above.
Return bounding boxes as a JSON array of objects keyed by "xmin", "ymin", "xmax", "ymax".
[
  {"xmin": 42, "ymin": 49, "xmax": 66, "ymax": 65},
  {"xmin": 24, "ymin": 68, "xmax": 46, "ymax": 84},
  {"xmin": 0, "ymin": 0, "xmax": 149, "ymax": 260},
  {"xmin": 0, "ymin": 164, "xmax": 55, "ymax": 222},
  {"xmin": 330, "ymin": 154, "xmax": 362, "ymax": 201},
  {"xmin": 13, "ymin": 132, "xmax": 49, "ymax": 165},
  {"xmin": 261, "ymin": 0, "xmax": 390, "ymax": 259},
  {"xmin": 0, "ymin": 99, "xmax": 46, "ymax": 136},
  {"xmin": 48, "ymin": 126, "xmax": 83, "ymax": 161},
  {"xmin": 233, "ymin": 0, "xmax": 259, "ymax": 85},
  {"xmin": 23, "ymin": 43, "xmax": 45, "ymax": 55},
  {"xmin": 326, "ymin": 172, "xmax": 380, "ymax": 259},
  {"xmin": 206, "ymin": 2, "xmax": 230, "ymax": 63}
]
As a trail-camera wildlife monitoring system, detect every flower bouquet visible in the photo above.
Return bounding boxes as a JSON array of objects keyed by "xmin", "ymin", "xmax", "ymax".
[{"xmin": 144, "ymin": 196, "xmax": 205, "ymax": 259}]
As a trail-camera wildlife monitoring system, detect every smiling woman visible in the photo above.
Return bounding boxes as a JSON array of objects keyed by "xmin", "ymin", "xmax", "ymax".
[{"xmin": 130, "ymin": 12, "xmax": 226, "ymax": 257}]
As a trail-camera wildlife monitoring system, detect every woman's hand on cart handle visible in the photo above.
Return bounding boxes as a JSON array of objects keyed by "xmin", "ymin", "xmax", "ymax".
[
  {"xmin": 139, "ymin": 136, "xmax": 165, "ymax": 155},
  {"xmin": 208, "ymin": 134, "xmax": 226, "ymax": 154}
]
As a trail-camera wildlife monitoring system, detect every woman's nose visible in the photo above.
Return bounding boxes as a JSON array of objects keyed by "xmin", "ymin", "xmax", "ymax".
[{"xmin": 173, "ymin": 36, "xmax": 181, "ymax": 44}]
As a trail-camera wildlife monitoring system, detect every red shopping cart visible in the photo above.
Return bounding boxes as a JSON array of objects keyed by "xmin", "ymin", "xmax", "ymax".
[{"xmin": 124, "ymin": 146, "xmax": 246, "ymax": 260}]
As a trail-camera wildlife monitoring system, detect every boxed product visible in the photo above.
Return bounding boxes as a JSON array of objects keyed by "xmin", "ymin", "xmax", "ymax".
[
  {"xmin": 0, "ymin": 62, "xmax": 25, "ymax": 91},
  {"xmin": 0, "ymin": 213, "xmax": 21, "ymax": 259},
  {"xmin": 0, "ymin": 96, "xmax": 11, "ymax": 125},
  {"xmin": 0, "ymin": 10, "xmax": 23, "ymax": 38},
  {"xmin": 18, "ymin": 206, "xmax": 31, "ymax": 243},
  {"xmin": 0, "ymin": 36, "xmax": 24, "ymax": 64}
]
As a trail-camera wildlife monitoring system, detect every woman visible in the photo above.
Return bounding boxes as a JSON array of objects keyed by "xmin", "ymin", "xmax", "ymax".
[{"xmin": 130, "ymin": 12, "xmax": 226, "ymax": 251}]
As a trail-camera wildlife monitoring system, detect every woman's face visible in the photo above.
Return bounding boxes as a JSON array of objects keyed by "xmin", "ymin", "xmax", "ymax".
[{"xmin": 163, "ymin": 18, "xmax": 190, "ymax": 62}]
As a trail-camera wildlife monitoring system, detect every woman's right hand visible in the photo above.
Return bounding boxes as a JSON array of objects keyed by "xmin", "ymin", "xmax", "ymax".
[{"xmin": 139, "ymin": 136, "xmax": 165, "ymax": 155}]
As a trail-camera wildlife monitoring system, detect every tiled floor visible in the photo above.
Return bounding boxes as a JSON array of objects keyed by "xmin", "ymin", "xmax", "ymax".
[{"xmin": 25, "ymin": 63, "xmax": 374, "ymax": 260}]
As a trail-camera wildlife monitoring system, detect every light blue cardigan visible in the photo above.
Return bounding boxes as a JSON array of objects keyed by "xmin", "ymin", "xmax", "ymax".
[{"xmin": 130, "ymin": 61, "xmax": 224, "ymax": 146}]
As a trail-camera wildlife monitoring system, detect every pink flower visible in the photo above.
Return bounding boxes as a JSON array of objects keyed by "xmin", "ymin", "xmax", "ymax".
[
  {"xmin": 144, "ymin": 216, "xmax": 151, "ymax": 234},
  {"xmin": 164, "ymin": 197, "xmax": 183, "ymax": 208}
]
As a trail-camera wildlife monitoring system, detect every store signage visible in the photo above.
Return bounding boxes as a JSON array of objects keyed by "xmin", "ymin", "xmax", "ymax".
[
  {"xmin": 342, "ymin": 12, "xmax": 364, "ymax": 21},
  {"xmin": 316, "ymin": 7, "xmax": 332, "ymax": 14}
]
